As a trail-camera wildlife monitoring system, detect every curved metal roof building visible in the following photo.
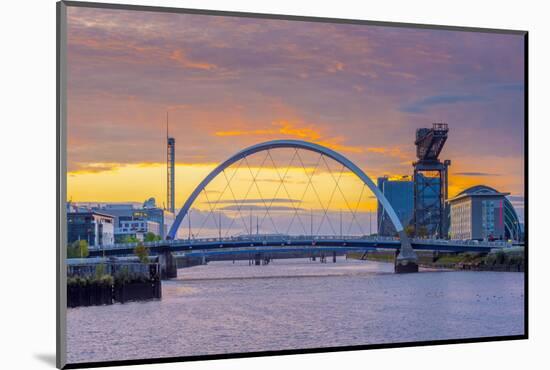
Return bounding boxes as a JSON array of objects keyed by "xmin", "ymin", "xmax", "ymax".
[{"xmin": 456, "ymin": 185, "xmax": 521, "ymax": 241}]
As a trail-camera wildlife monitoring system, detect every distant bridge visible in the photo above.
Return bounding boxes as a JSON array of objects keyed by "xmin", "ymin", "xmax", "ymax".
[
  {"xmin": 88, "ymin": 235, "xmax": 509, "ymax": 258},
  {"xmin": 82, "ymin": 139, "xmax": 512, "ymax": 276},
  {"xmin": 163, "ymin": 139, "xmax": 419, "ymax": 273}
]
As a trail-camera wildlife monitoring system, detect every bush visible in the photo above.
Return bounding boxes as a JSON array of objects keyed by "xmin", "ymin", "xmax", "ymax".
[
  {"xmin": 94, "ymin": 264, "xmax": 106, "ymax": 279},
  {"xmin": 67, "ymin": 240, "xmax": 89, "ymax": 258},
  {"xmin": 483, "ymin": 250, "xmax": 524, "ymax": 266},
  {"xmin": 134, "ymin": 243, "xmax": 150, "ymax": 264},
  {"xmin": 113, "ymin": 265, "xmax": 152, "ymax": 284},
  {"xmin": 495, "ymin": 250, "xmax": 506, "ymax": 264},
  {"xmin": 67, "ymin": 276, "xmax": 79, "ymax": 286},
  {"xmin": 121, "ymin": 235, "xmax": 139, "ymax": 244},
  {"xmin": 144, "ymin": 232, "xmax": 161, "ymax": 242},
  {"xmin": 98, "ymin": 274, "xmax": 114, "ymax": 286},
  {"xmin": 462, "ymin": 252, "xmax": 483, "ymax": 263},
  {"xmin": 114, "ymin": 266, "xmax": 131, "ymax": 284}
]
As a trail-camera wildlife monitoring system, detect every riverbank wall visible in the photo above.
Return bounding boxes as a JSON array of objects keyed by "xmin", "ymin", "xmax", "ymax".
[
  {"xmin": 67, "ymin": 260, "xmax": 162, "ymax": 307},
  {"xmin": 347, "ymin": 248, "xmax": 524, "ymax": 272}
]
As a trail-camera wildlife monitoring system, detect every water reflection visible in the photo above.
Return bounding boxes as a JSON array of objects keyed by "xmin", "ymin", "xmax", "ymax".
[{"xmin": 67, "ymin": 258, "xmax": 524, "ymax": 364}]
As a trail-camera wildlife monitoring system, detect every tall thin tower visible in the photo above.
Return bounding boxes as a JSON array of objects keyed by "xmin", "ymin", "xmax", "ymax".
[{"xmin": 166, "ymin": 112, "xmax": 176, "ymax": 214}]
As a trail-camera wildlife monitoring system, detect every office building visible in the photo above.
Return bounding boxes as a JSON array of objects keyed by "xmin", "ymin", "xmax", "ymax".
[
  {"xmin": 115, "ymin": 219, "xmax": 161, "ymax": 242},
  {"xmin": 449, "ymin": 185, "xmax": 520, "ymax": 241},
  {"xmin": 377, "ymin": 175, "xmax": 414, "ymax": 236},
  {"xmin": 67, "ymin": 211, "xmax": 115, "ymax": 247},
  {"xmin": 91, "ymin": 199, "xmax": 174, "ymax": 240}
]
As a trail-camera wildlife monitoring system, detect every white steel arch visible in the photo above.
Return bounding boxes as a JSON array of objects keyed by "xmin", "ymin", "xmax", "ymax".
[{"xmin": 167, "ymin": 140, "xmax": 405, "ymax": 240}]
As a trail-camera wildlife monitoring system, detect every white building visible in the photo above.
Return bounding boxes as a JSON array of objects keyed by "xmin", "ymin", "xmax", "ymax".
[
  {"xmin": 115, "ymin": 220, "xmax": 161, "ymax": 242},
  {"xmin": 67, "ymin": 212, "xmax": 115, "ymax": 247},
  {"xmin": 449, "ymin": 185, "xmax": 514, "ymax": 241}
]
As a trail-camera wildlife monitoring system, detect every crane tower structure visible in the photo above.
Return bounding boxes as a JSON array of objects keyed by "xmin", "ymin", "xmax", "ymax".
[{"xmin": 413, "ymin": 123, "xmax": 451, "ymax": 238}]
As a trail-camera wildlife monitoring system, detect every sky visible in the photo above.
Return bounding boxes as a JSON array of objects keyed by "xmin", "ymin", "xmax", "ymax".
[{"xmin": 66, "ymin": 6, "xmax": 525, "ymax": 236}]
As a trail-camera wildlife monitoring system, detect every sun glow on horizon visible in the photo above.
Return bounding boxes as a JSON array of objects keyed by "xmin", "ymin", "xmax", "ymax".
[{"xmin": 67, "ymin": 161, "xmax": 386, "ymax": 212}]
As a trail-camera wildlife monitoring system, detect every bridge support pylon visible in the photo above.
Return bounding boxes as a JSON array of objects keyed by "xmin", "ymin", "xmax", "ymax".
[
  {"xmin": 158, "ymin": 249, "xmax": 177, "ymax": 280},
  {"xmin": 395, "ymin": 231, "xmax": 419, "ymax": 273}
]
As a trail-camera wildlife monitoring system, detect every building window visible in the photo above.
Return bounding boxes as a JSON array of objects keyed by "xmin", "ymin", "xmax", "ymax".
[{"xmin": 482, "ymin": 200, "xmax": 496, "ymax": 239}]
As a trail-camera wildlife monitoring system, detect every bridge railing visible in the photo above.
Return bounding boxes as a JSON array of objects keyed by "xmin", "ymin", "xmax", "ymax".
[
  {"xmin": 88, "ymin": 235, "xmax": 511, "ymax": 251},
  {"xmin": 89, "ymin": 234, "xmax": 403, "ymax": 251},
  {"xmin": 414, "ymin": 238, "xmax": 511, "ymax": 248}
]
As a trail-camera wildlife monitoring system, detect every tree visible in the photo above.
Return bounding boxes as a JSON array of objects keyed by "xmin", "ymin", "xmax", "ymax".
[
  {"xmin": 417, "ymin": 226, "xmax": 429, "ymax": 239},
  {"xmin": 144, "ymin": 232, "xmax": 161, "ymax": 242},
  {"xmin": 405, "ymin": 224, "xmax": 415, "ymax": 238},
  {"xmin": 133, "ymin": 242, "xmax": 150, "ymax": 264},
  {"xmin": 121, "ymin": 235, "xmax": 139, "ymax": 244},
  {"xmin": 67, "ymin": 239, "xmax": 89, "ymax": 258}
]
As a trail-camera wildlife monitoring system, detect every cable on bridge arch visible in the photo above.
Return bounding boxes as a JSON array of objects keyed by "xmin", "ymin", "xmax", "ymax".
[
  {"xmin": 180, "ymin": 147, "xmax": 376, "ymax": 239},
  {"xmin": 265, "ymin": 149, "xmax": 309, "ymax": 236},
  {"xmin": 243, "ymin": 153, "xmax": 280, "ymax": 235},
  {"xmin": 315, "ymin": 160, "xmax": 345, "ymax": 236},
  {"xmin": 193, "ymin": 157, "xmax": 248, "ymax": 238},
  {"xmin": 170, "ymin": 141, "xmax": 404, "ymax": 237},
  {"xmin": 320, "ymin": 155, "xmax": 366, "ymax": 236}
]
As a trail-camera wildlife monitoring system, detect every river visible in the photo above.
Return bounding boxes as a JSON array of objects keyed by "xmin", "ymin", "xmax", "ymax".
[{"xmin": 66, "ymin": 258, "xmax": 524, "ymax": 364}]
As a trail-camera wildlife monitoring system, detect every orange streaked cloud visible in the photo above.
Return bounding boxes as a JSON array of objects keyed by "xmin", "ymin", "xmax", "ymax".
[
  {"xmin": 276, "ymin": 120, "xmax": 322, "ymax": 141},
  {"xmin": 215, "ymin": 120, "xmax": 364, "ymax": 154},
  {"xmin": 215, "ymin": 129, "xmax": 275, "ymax": 137},
  {"xmin": 326, "ymin": 61, "xmax": 345, "ymax": 73},
  {"xmin": 169, "ymin": 49, "xmax": 217, "ymax": 71},
  {"xmin": 366, "ymin": 146, "xmax": 411, "ymax": 160},
  {"xmin": 69, "ymin": 161, "xmax": 221, "ymax": 175},
  {"xmin": 69, "ymin": 162, "xmax": 124, "ymax": 175}
]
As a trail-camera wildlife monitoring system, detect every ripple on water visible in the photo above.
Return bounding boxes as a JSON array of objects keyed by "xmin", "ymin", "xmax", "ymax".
[{"xmin": 66, "ymin": 258, "xmax": 524, "ymax": 364}]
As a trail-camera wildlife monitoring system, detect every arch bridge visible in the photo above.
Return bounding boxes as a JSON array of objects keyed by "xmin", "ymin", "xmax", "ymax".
[{"xmin": 167, "ymin": 139, "xmax": 418, "ymax": 273}]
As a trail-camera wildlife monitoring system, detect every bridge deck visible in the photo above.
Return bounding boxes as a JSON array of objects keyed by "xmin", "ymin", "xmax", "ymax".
[{"xmin": 88, "ymin": 236, "xmax": 509, "ymax": 257}]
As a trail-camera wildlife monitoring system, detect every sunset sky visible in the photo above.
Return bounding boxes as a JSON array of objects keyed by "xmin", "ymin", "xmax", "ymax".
[{"xmin": 66, "ymin": 7, "xmax": 525, "ymax": 236}]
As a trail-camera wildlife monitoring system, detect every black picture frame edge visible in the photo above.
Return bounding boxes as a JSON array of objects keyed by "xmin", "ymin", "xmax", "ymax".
[
  {"xmin": 56, "ymin": 1, "xmax": 529, "ymax": 369},
  {"xmin": 523, "ymin": 32, "xmax": 529, "ymax": 339}
]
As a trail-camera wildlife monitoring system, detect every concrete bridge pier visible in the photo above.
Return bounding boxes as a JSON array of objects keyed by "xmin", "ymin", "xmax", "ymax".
[
  {"xmin": 394, "ymin": 230, "xmax": 419, "ymax": 273},
  {"xmin": 158, "ymin": 249, "xmax": 177, "ymax": 280}
]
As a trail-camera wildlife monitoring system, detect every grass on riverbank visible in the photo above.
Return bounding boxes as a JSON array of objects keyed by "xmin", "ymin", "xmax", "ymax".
[
  {"xmin": 67, "ymin": 265, "xmax": 155, "ymax": 288},
  {"xmin": 347, "ymin": 251, "xmax": 394, "ymax": 262},
  {"xmin": 347, "ymin": 249, "xmax": 524, "ymax": 271}
]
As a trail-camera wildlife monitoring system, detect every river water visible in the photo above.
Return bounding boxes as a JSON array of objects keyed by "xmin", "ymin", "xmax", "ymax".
[{"xmin": 66, "ymin": 258, "xmax": 524, "ymax": 364}]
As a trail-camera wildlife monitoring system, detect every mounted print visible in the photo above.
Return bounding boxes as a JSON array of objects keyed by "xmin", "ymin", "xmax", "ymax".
[{"xmin": 57, "ymin": 1, "xmax": 527, "ymax": 368}]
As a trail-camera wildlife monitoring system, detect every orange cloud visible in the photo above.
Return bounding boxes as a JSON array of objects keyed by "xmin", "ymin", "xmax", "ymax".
[
  {"xmin": 277, "ymin": 121, "xmax": 322, "ymax": 141},
  {"xmin": 366, "ymin": 146, "xmax": 410, "ymax": 160},
  {"xmin": 215, "ymin": 129, "xmax": 276, "ymax": 137},
  {"xmin": 69, "ymin": 161, "xmax": 219, "ymax": 176},
  {"xmin": 69, "ymin": 162, "xmax": 123, "ymax": 175},
  {"xmin": 316, "ymin": 140, "xmax": 364, "ymax": 154},
  {"xmin": 170, "ymin": 49, "xmax": 217, "ymax": 70},
  {"xmin": 326, "ymin": 61, "xmax": 345, "ymax": 73},
  {"xmin": 215, "ymin": 120, "xmax": 364, "ymax": 154}
]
